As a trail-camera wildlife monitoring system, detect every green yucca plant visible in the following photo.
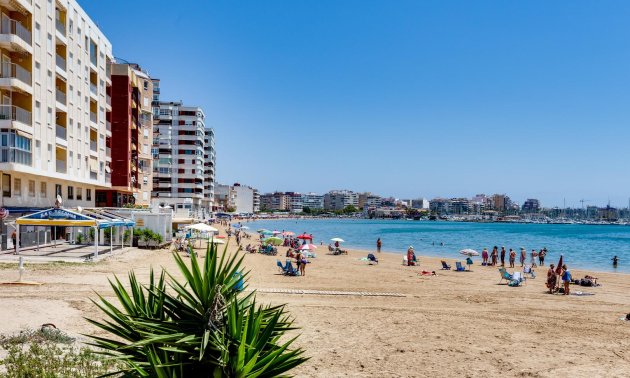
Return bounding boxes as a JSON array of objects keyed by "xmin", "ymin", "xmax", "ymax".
[{"xmin": 86, "ymin": 241, "xmax": 308, "ymax": 377}]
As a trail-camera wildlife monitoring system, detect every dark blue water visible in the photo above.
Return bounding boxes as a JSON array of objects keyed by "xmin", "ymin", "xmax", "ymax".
[{"xmin": 244, "ymin": 219, "xmax": 630, "ymax": 273}]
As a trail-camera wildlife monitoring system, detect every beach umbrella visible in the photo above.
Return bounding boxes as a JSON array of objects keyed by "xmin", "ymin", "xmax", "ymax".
[
  {"xmin": 260, "ymin": 230, "xmax": 274, "ymax": 236},
  {"xmin": 297, "ymin": 233, "xmax": 313, "ymax": 240},
  {"xmin": 215, "ymin": 235, "xmax": 226, "ymax": 239},
  {"xmin": 263, "ymin": 237, "xmax": 283, "ymax": 246},
  {"xmin": 555, "ymin": 255, "xmax": 563, "ymax": 275},
  {"xmin": 272, "ymin": 230, "xmax": 282, "ymax": 235},
  {"xmin": 185, "ymin": 223, "xmax": 219, "ymax": 232},
  {"xmin": 459, "ymin": 249, "xmax": 479, "ymax": 256},
  {"xmin": 239, "ymin": 226, "xmax": 250, "ymax": 230},
  {"xmin": 330, "ymin": 237, "xmax": 345, "ymax": 242},
  {"xmin": 257, "ymin": 229, "xmax": 267, "ymax": 233},
  {"xmin": 300, "ymin": 244, "xmax": 317, "ymax": 250},
  {"xmin": 283, "ymin": 231, "xmax": 295, "ymax": 236},
  {"xmin": 209, "ymin": 239, "xmax": 226, "ymax": 244}
]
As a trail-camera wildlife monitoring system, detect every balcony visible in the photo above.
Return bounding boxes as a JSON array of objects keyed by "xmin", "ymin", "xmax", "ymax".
[
  {"xmin": 54, "ymin": 19, "xmax": 66, "ymax": 45},
  {"xmin": 106, "ymin": 146, "xmax": 111, "ymax": 157},
  {"xmin": 55, "ymin": 89, "xmax": 66, "ymax": 105},
  {"xmin": 0, "ymin": 105, "xmax": 31, "ymax": 130},
  {"xmin": 90, "ymin": 171, "xmax": 97, "ymax": 180},
  {"xmin": 55, "ymin": 124, "xmax": 66, "ymax": 140},
  {"xmin": 90, "ymin": 141, "xmax": 97, "ymax": 152},
  {"xmin": 0, "ymin": 62, "xmax": 31, "ymax": 94},
  {"xmin": 106, "ymin": 120, "xmax": 111, "ymax": 132},
  {"xmin": 0, "ymin": 18, "xmax": 32, "ymax": 54},
  {"xmin": 55, "ymin": 54, "xmax": 66, "ymax": 79},
  {"xmin": 56, "ymin": 159, "xmax": 66, "ymax": 173},
  {"xmin": 105, "ymin": 172, "xmax": 111, "ymax": 182},
  {"xmin": 106, "ymin": 93, "xmax": 111, "ymax": 107},
  {"xmin": 90, "ymin": 82, "xmax": 97, "ymax": 97},
  {"xmin": 0, "ymin": 0, "xmax": 33, "ymax": 16},
  {"xmin": 55, "ymin": 19, "xmax": 65, "ymax": 36},
  {"xmin": 90, "ymin": 112, "xmax": 97, "ymax": 124}
]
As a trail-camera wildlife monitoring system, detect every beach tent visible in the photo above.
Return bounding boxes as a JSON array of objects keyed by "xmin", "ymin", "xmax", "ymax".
[{"xmin": 16, "ymin": 208, "xmax": 135, "ymax": 258}]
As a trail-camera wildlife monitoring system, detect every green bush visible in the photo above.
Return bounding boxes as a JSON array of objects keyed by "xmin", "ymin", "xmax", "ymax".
[{"xmin": 86, "ymin": 241, "xmax": 308, "ymax": 376}]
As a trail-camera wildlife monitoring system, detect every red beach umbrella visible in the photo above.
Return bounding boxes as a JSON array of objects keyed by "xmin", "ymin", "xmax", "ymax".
[
  {"xmin": 297, "ymin": 233, "xmax": 312, "ymax": 240},
  {"xmin": 555, "ymin": 255, "xmax": 563, "ymax": 275}
]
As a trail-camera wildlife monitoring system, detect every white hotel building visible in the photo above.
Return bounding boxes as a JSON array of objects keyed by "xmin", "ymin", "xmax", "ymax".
[{"xmin": 0, "ymin": 0, "xmax": 113, "ymax": 210}]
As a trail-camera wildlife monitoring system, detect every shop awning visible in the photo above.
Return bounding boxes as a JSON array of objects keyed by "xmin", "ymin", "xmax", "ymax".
[{"xmin": 16, "ymin": 208, "xmax": 135, "ymax": 228}]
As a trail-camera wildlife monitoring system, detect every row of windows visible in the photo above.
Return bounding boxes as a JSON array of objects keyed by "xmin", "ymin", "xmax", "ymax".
[{"xmin": 0, "ymin": 174, "xmax": 91, "ymax": 201}]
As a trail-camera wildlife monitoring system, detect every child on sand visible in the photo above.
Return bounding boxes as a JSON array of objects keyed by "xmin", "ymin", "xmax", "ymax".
[{"xmin": 561, "ymin": 265, "xmax": 571, "ymax": 295}]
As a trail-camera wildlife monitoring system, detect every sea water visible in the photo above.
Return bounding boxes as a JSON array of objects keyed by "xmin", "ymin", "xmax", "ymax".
[{"xmin": 243, "ymin": 219, "xmax": 630, "ymax": 273}]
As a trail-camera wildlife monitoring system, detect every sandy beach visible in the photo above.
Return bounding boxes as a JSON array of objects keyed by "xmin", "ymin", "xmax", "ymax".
[{"xmin": 1, "ymin": 224, "xmax": 630, "ymax": 377}]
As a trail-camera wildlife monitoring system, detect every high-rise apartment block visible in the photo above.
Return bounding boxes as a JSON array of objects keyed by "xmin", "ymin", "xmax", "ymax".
[
  {"xmin": 0, "ymin": 0, "xmax": 113, "ymax": 211},
  {"xmin": 151, "ymin": 96, "xmax": 215, "ymax": 218},
  {"xmin": 96, "ymin": 63, "xmax": 153, "ymax": 207}
]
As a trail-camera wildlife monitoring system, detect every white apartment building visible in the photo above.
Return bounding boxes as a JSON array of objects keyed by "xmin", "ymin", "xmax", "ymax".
[
  {"xmin": 301, "ymin": 192, "xmax": 323, "ymax": 210},
  {"xmin": 202, "ymin": 126, "xmax": 215, "ymax": 212},
  {"xmin": 323, "ymin": 190, "xmax": 359, "ymax": 210},
  {"xmin": 0, "ymin": 0, "xmax": 113, "ymax": 211},
  {"xmin": 152, "ymin": 100, "xmax": 213, "ymax": 219}
]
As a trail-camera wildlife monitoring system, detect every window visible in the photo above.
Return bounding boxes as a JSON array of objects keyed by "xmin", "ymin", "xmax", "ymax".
[
  {"xmin": 2, "ymin": 174, "xmax": 10, "ymax": 197},
  {"xmin": 14, "ymin": 178, "xmax": 21, "ymax": 196},
  {"xmin": 34, "ymin": 101, "xmax": 40, "ymax": 123},
  {"xmin": 47, "ymin": 107, "xmax": 52, "ymax": 127},
  {"xmin": 40, "ymin": 182, "xmax": 47, "ymax": 198},
  {"xmin": 67, "ymin": 186, "xmax": 73, "ymax": 200},
  {"xmin": 69, "ymin": 151, "xmax": 73, "ymax": 170},
  {"xmin": 76, "ymin": 187, "xmax": 82, "ymax": 200},
  {"xmin": 28, "ymin": 180, "xmax": 35, "ymax": 197},
  {"xmin": 69, "ymin": 19, "xmax": 73, "ymax": 34},
  {"xmin": 47, "ymin": 70, "xmax": 52, "ymax": 88},
  {"xmin": 48, "ymin": 144, "xmax": 52, "ymax": 162},
  {"xmin": 86, "ymin": 188, "xmax": 92, "ymax": 201},
  {"xmin": 55, "ymin": 184, "xmax": 62, "ymax": 197},
  {"xmin": 77, "ymin": 153, "xmax": 81, "ymax": 171},
  {"xmin": 34, "ymin": 23, "xmax": 40, "ymax": 45},
  {"xmin": 47, "ymin": 33, "xmax": 52, "ymax": 53}
]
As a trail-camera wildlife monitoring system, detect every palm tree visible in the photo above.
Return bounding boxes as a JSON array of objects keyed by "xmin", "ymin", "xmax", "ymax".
[{"xmin": 86, "ymin": 241, "xmax": 307, "ymax": 377}]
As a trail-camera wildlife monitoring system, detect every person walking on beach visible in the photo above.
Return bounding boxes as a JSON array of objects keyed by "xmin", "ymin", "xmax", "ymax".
[
  {"xmin": 500, "ymin": 246, "xmax": 506, "ymax": 267},
  {"xmin": 530, "ymin": 249, "xmax": 537, "ymax": 268},
  {"xmin": 520, "ymin": 248, "xmax": 526, "ymax": 267},
  {"xmin": 509, "ymin": 249, "xmax": 516, "ymax": 268},
  {"xmin": 561, "ymin": 264, "xmax": 571, "ymax": 295},
  {"xmin": 376, "ymin": 238, "xmax": 382, "ymax": 253},
  {"xmin": 546, "ymin": 264, "xmax": 557, "ymax": 294},
  {"xmin": 538, "ymin": 248, "xmax": 546, "ymax": 266}
]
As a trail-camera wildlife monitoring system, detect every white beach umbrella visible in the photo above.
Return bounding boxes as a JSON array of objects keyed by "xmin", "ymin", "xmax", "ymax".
[
  {"xmin": 209, "ymin": 239, "xmax": 226, "ymax": 244},
  {"xmin": 330, "ymin": 238, "xmax": 345, "ymax": 242},
  {"xmin": 186, "ymin": 223, "xmax": 219, "ymax": 233},
  {"xmin": 300, "ymin": 244, "xmax": 317, "ymax": 250},
  {"xmin": 460, "ymin": 249, "xmax": 479, "ymax": 256}
]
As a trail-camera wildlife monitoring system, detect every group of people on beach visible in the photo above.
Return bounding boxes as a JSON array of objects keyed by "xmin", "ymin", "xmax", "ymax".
[{"xmin": 481, "ymin": 246, "xmax": 547, "ymax": 268}]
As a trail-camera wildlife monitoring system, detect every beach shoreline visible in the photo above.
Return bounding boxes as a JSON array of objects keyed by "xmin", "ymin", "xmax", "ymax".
[{"xmin": 1, "ymin": 223, "xmax": 630, "ymax": 377}]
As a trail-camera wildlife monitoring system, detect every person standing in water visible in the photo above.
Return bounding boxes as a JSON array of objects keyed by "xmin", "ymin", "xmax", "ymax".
[
  {"xmin": 376, "ymin": 238, "xmax": 382, "ymax": 253},
  {"xmin": 612, "ymin": 256, "xmax": 619, "ymax": 267}
]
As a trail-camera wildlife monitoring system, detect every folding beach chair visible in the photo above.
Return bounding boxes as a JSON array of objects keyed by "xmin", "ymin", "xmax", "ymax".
[
  {"xmin": 276, "ymin": 260, "xmax": 288, "ymax": 274},
  {"xmin": 440, "ymin": 260, "xmax": 451, "ymax": 270},
  {"xmin": 523, "ymin": 265, "xmax": 536, "ymax": 279},
  {"xmin": 455, "ymin": 262, "xmax": 466, "ymax": 272},
  {"xmin": 285, "ymin": 261, "xmax": 299, "ymax": 276},
  {"xmin": 498, "ymin": 267, "xmax": 513, "ymax": 284}
]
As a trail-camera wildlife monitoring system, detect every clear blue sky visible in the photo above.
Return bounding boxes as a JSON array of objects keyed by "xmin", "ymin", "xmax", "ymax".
[{"xmin": 82, "ymin": 0, "xmax": 630, "ymax": 208}]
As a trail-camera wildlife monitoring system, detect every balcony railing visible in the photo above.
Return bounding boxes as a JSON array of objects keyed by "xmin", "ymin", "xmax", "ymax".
[
  {"xmin": 106, "ymin": 120, "xmax": 111, "ymax": 132},
  {"xmin": 105, "ymin": 64, "xmax": 111, "ymax": 78},
  {"xmin": 90, "ymin": 83, "xmax": 97, "ymax": 96},
  {"xmin": 55, "ymin": 89, "xmax": 66, "ymax": 105},
  {"xmin": 56, "ymin": 159, "xmax": 66, "ymax": 173},
  {"xmin": 105, "ymin": 172, "xmax": 111, "ymax": 182},
  {"xmin": 106, "ymin": 93, "xmax": 111, "ymax": 106},
  {"xmin": 55, "ymin": 19, "xmax": 65, "ymax": 37},
  {"xmin": 90, "ymin": 53, "xmax": 97, "ymax": 67},
  {"xmin": 106, "ymin": 146, "xmax": 111, "ymax": 157},
  {"xmin": 1, "ymin": 18, "xmax": 31, "ymax": 44},
  {"xmin": 0, "ymin": 62, "xmax": 31, "ymax": 85},
  {"xmin": 55, "ymin": 124, "xmax": 66, "ymax": 140},
  {"xmin": 90, "ymin": 171, "xmax": 97, "ymax": 180},
  {"xmin": 90, "ymin": 112, "xmax": 97, "ymax": 124},
  {"xmin": 90, "ymin": 141, "xmax": 97, "ymax": 151},
  {"xmin": 56, "ymin": 54, "xmax": 66, "ymax": 71},
  {"xmin": 0, "ymin": 105, "xmax": 31, "ymax": 125}
]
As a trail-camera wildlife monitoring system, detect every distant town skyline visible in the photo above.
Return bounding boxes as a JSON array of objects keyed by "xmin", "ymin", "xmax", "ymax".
[{"xmin": 82, "ymin": 1, "xmax": 630, "ymax": 208}]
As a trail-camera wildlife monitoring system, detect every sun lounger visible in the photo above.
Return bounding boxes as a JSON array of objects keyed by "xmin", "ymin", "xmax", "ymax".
[
  {"xmin": 285, "ymin": 261, "xmax": 299, "ymax": 276},
  {"xmin": 440, "ymin": 261, "xmax": 451, "ymax": 270},
  {"xmin": 455, "ymin": 261, "xmax": 466, "ymax": 272},
  {"xmin": 509, "ymin": 272, "xmax": 524, "ymax": 287}
]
